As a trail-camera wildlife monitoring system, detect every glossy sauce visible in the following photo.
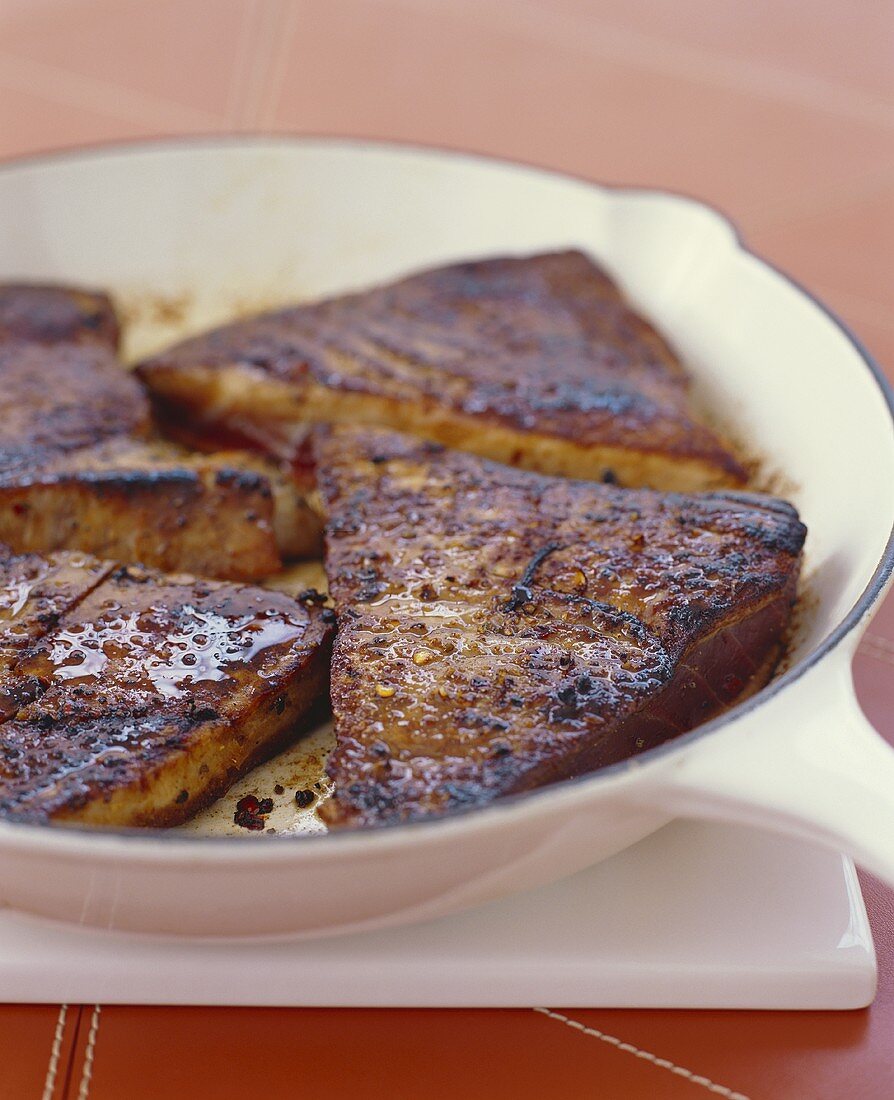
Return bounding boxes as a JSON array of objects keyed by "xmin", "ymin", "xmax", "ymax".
[{"xmin": 44, "ymin": 603, "xmax": 309, "ymax": 699}]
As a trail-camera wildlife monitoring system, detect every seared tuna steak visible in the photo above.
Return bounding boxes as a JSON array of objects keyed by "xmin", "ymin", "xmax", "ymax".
[
  {"xmin": 316, "ymin": 427, "xmax": 804, "ymax": 828},
  {"xmin": 137, "ymin": 251, "xmax": 745, "ymax": 491}
]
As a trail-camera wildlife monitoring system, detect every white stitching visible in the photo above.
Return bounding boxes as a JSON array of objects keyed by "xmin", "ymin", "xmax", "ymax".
[
  {"xmin": 533, "ymin": 1007, "xmax": 751, "ymax": 1100},
  {"xmin": 40, "ymin": 1003, "xmax": 68, "ymax": 1100},
  {"xmin": 76, "ymin": 1004, "xmax": 102, "ymax": 1100}
]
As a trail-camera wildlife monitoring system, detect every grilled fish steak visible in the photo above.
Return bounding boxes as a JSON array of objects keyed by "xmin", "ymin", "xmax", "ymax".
[
  {"xmin": 0, "ymin": 340, "xmax": 320, "ymax": 577},
  {"xmin": 316, "ymin": 427, "xmax": 805, "ymax": 828},
  {"xmin": 0, "ymin": 437, "xmax": 321, "ymax": 578},
  {"xmin": 0, "ymin": 283, "xmax": 119, "ymax": 348},
  {"xmin": 0, "ymin": 556, "xmax": 334, "ymax": 826},
  {"xmin": 137, "ymin": 251, "xmax": 745, "ymax": 491}
]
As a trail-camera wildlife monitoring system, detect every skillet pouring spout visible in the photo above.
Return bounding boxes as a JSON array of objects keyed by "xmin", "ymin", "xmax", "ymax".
[{"xmin": 637, "ymin": 649, "xmax": 894, "ymax": 887}]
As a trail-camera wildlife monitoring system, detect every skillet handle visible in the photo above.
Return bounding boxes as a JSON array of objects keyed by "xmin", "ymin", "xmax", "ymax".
[{"xmin": 639, "ymin": 655, "xmax": 894, "ymax": 887}]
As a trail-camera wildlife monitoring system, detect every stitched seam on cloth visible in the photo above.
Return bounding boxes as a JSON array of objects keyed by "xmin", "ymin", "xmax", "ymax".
[
  {"xmin": 41, "ymin": 1004, "xmax": 68, "ymax": 1100},
  {"xmin": 533, "ymin": 1007, "xmax": 751, "ymax": 1099},
  {"xmin": 59, "ymin": 1005, "xmax": 85, "ymax": 1100},
  {"xmin": 75, "ymin": 1005, "xmax": 102, "ymax": 1100}
]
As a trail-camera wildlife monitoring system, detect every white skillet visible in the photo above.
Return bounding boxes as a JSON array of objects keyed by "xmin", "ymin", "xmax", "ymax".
[{"xmin": 0, "ymin": 137, "xmax": 891, "ymax": 937}]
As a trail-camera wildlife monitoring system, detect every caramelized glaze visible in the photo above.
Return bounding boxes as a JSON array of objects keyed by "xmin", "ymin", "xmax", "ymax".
[{"xmin": 0, "ymin": 547, "xmax": 114, "ymax": 718}]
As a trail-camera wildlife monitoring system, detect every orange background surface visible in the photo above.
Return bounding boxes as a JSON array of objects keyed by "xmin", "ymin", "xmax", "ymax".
[{"xmin": 0, "ymin": 2, "xmax": 892, "ymax": 1097}]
